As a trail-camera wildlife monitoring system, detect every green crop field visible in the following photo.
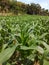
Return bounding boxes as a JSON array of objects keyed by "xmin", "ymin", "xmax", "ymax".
[{"xmin": 0, "ymin": 15, "xmax": 49, "ymax": 65}]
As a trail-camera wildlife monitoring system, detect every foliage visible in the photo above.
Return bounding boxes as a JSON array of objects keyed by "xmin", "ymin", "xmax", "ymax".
[
  {"xmin": 0, "ymin": 0, "xmax": 49, "ymax": 15},
  {"xmin": 0, "ymin": 15, "xmax": 49, "ymax": 65}
]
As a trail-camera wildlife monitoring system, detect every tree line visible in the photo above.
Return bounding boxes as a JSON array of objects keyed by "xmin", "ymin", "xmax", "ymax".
[{"xmin": 0, "ymin": 0, "xmax": 49, "ymax": 15}]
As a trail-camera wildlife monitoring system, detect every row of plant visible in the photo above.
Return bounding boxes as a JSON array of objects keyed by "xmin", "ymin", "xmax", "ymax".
[{"xmin": 0, "ymin": 15, "xmax": 49, "ymax": 65}]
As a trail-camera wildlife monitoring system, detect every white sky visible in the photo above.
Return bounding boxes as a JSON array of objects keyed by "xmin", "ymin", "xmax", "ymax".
[{"xmin": 17, "ymin": 0, "xmax": 49, "ymax": 9}]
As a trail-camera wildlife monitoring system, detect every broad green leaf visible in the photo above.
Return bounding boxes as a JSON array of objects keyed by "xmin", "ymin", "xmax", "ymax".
[
  {"xmin": 42, "ymin": 42, "xmax": 49, "ymax": 50},
  {"xmin": 2, "ymin": 44, "xmax": 8, "ymax": 50},
  {"xmin": 20, "ymin": 46, "xmax": 35, "ymax": 50},
  {"xmin": 39, "ymin": 33, "xmax": 48, "ymax": 39},
  {"xmin": 0, "ymin": 44, "xmax": 19, "ymax": 63},
  {"xmin": 36, "ymin": 46, "xmax": 44, "ymax": 54},
  {"xmin": 37, "ymin": 40, "xmax": 49, "ymax": 50}
]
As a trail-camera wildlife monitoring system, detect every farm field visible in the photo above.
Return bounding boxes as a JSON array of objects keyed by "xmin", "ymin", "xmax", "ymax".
[{"xmin": 0, "ymin": 15, "xmax": 49, "ymax": 65}]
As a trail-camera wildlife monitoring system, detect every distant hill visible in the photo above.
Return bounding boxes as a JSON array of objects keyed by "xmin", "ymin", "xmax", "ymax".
[{"xmin": 0, "ymin": 0, "xmax": 49, "ymax": 16}]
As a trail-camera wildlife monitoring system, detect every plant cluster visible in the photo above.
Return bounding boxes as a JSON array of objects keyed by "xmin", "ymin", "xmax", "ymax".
[{"xmin": 0, "ymin": 15, "xmax": 49, "ymax": 65}]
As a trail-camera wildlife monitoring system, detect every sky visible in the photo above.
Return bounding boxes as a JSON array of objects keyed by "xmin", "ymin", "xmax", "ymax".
[{"xmin": 17, "ymin": 0, "xmax": 49, "ymax": 9}]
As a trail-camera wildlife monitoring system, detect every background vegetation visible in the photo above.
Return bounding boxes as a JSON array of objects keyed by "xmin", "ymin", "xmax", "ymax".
[{"xmin": 0, "ymin": 0, "xmax": 49, "ymax": 15}]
